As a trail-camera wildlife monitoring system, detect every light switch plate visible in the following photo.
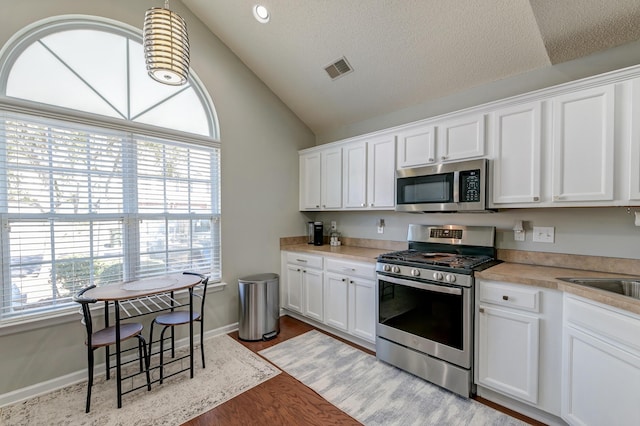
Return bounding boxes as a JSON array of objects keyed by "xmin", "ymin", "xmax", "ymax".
[{"xmin": 533, "ymin": 226, "xmax": 554, "ymax": 243}]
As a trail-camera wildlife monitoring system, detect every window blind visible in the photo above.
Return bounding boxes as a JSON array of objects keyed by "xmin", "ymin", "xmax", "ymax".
[{"xmin": 0, "ymin": 111, "xmax": 221, "ymax": 323}]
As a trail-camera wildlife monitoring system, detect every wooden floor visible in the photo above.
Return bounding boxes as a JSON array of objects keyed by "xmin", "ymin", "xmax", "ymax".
[{"xmin": 183, "ymin": 316, "xmax": 544, "ymax": 426}]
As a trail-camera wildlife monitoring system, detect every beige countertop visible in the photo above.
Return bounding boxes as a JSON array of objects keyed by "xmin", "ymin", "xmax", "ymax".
[{"xmin": 281, "ymin": 243, "xmax": 388, "ymax": 263}]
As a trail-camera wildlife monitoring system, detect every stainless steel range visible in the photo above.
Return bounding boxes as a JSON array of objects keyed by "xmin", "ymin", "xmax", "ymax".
[{"xmin": 375, "ymin": 224, "xmax": 498, "ymax": 397}]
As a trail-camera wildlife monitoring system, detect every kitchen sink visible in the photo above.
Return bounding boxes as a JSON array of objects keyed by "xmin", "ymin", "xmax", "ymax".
[{"xmin": 557, "ymin": 277, "xmax": 640, "ymax": 300}]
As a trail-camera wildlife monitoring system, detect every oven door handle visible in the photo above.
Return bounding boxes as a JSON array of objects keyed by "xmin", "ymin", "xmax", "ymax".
[{"xmin": 378, "ymin": 274, "xmax": 462, "ymax": 295}]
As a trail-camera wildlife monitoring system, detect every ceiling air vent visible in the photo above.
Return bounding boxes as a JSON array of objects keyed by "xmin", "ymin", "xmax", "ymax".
[{"xmin": 324, "ymin": 57, "xmax": 353, "ymax": 80}]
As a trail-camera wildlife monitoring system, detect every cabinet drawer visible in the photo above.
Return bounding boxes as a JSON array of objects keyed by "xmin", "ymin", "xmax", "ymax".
[
  {"xmin": 564, "ymin": 294, "xmax": 640, "ymax": 353},
  {"xmin": 326, "ymin": 258, "xmax": 375, "ymax": 279},
  {"xmin": 285, "ymin": 252, "xmax": 323, "ymax": 269},
  {"xmin": 478, "ymin": 280, "xmax": 540, "ymax": 313}
]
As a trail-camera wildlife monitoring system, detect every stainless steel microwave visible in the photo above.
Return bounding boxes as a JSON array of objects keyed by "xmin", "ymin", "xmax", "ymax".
[{"xmin": 396, "ymin": 158, "xmax": 489, "ymax": 212}]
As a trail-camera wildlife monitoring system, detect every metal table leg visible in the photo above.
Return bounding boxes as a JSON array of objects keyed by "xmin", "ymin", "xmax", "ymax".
[
  {"xmin": 115, "ymin": 300, "xmax": 122, "ymax": 408},
  {"xmin": 189, "ymin": 287, "xmax": 194, "ymax": 378}
]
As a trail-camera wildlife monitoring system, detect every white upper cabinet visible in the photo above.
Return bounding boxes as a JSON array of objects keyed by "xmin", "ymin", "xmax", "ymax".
[
  {"xmin": 629, "ymin": 78, "xmax": 640, "ymax": 202},
  {"xmin": 299, "ymin": 151, "xmax": 321, "ymax": 210},
  {"xmin": 343, "ymin": 141, "xmax": 368, "ymax": 208},
  {"xmin": 343, "ymin": 135, "xmax": 396, "ymax": 209},
  {"xmin": 299, "ymin": 147, "xmax": 342, "ymax": 210},
  {"xmin": 396, "ymin": 115, "xmax": 485, "ymax": 169},
  {"xmin": 490, "ymin": 102, "xmax": 542, "ymax": 205},
  {"xmin": 396, "ymin": 124, "xmax": 436, "ymax": 168},
  {"xmin": 437, "ymin": 114, "xmax": 486, "ymax": 162},
  {"xmin": 322, "ymin": 147, "xmax": 343, "ymax": 209},
  {"xmin": 302, "ymin": 64, "xmax": 640, "ymax": 210},
  {"xmin": 301, "ymin": 134, "xmax": 395, "ymax": 211},
  {"xmin": 367, "ymin": 134, "xmax": 396, "ymax": 208},
  {"xmin": 551, "ymin": 85, "xmax": 615, "ymax": 203}
]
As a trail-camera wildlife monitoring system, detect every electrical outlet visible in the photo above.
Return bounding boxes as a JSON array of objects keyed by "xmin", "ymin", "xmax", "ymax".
[
  {"xmin": 514, "ymin": 230, "xmax": 525, "ymax": 241},
  {"xmin": 377, "ymin": 226, "xmax": 384, "ymax": 234},
  {"xmin": 331, "ymin": 221, "xmax": 337, "ymax": 230},
  {"xmin": 532, "ymin": 226, "xmax": 554, "ymax": 243}
]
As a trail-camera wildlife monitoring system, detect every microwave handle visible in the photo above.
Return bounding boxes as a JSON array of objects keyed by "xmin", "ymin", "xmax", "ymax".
[{"xmin": 453, "ymin": 171, "xmax": 460, "ymax": 203}]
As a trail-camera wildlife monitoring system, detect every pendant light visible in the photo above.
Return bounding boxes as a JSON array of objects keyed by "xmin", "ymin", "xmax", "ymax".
[{"xmin": 143, "ymin": 0, "xmax": 190, "ymax": 85}]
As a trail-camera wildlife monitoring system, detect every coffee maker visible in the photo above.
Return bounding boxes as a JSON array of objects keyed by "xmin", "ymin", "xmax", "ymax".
[
  {"xmin": 307, "ymin": 221, "xmax": 324, "ymax": 245},
  {"xmin": 313, "ymin": 221, "xmax": 324, "ymax": 245}
]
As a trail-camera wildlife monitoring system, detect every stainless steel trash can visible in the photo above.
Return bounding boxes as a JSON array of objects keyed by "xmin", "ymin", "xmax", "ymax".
[{"xmin": 238, "ymin": 273, "xmax": 280, "ymax": 341}]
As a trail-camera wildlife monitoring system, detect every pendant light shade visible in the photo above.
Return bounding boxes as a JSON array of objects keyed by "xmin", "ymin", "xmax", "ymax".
[{"xmin": 143, "ymin": 2, "xmax": 190, "ymax": 85}]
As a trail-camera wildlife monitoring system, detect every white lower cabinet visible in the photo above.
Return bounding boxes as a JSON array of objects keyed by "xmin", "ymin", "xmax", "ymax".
[
  {"xmin": 282, "ymin": 251, "xmax": 376, "ymax": 344},
  {"xmin": 324, "ymin": 258, "xmax": 376, "ymax": 343},
  {"xmin": 283, "ymin": 252, "xmax": 324, "ymax": 321},
  {"xmin": 562, "ymin": 294, "xmax": 640, "ymax": 426},
  {"xmin": 347, "ymin": 275, "xmax": 376, "ymax": 342},
  {"xmin": 324, "ymin": 271, "xmax": 349, "ymax": 331},
  {"xmin": 477, "ymin": 305, "xmax": 540, "ymax": 403},
  {"xmin": 475, "ymin": 279, "xmax": 563, "ymax": 419}
]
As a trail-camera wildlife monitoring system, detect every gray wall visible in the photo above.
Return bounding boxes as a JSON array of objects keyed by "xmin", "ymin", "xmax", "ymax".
[
  {"xmin": 0, "ymin": 0, "xmax": 314, "ymax": 395},
  {"xmin": 316, "ymin": 38, "xmax": 640, "ymax": 144},
  {"xmin": 313, "ymin": 208, "xmax": 640, "ymax": 260}
]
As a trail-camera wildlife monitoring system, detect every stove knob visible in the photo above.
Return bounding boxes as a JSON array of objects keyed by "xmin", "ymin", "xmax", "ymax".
[
  {"xmin": 383, "ymin": 264, "xmax": 391, "ymax": 272},
  {"xmin": 445, "ymin": 274, "xmax": 456, "ymax": 283},
  {"xmin": 392, "ymin": 266, "xmax": 401, "ymax": 274},
  {"xmin": 411, "ymin": 269, "xmax": 420, "ymax": 277},
  {"xmin": 433, "ymin": 272, "xmax": 443, "ymax": 281}
]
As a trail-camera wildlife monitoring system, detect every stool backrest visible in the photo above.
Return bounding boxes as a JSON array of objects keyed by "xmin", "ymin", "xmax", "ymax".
[
  {"xmin": 183, "ymin": 272, "xmax": 210, "ymax": 315},
  {"xmin": 73, "ymin": 285, "xmax": 98, "ymax": 346}
]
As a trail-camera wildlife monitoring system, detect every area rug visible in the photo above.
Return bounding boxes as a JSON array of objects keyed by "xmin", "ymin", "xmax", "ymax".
[
  {"xmin": 259, "ymin": 330, "xmax": 528, "ymax": 426},
  {"xmin": 0, "ymin": 334, "xmax": 280, "ymax": 426}
]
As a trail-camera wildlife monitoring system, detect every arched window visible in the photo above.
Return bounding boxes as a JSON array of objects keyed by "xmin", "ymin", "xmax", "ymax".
[{"xmin": 0, "ymin": 16, "xmax": 221, "ymax": 324}]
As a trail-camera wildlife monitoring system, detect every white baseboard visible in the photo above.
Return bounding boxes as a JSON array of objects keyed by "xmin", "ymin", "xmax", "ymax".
[{"xmin": 0, "ymin": 322, "xmax": 239, "ymax": 408}]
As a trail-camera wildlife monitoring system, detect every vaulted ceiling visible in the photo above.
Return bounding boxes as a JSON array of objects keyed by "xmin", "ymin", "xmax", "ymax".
[{"xmin": 182, "ymin": 0, "xmax": 640, "ymax": 136}]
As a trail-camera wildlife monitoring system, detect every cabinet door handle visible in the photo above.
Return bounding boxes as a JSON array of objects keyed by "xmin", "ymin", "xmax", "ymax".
[
  {"xmin": 342, "ymin": 278, "xmax": 346, "ymax": 282},
  {"xmin": 533, "ymin": 196, "xmax": 539, "ymax": 202},
  {"xmin": 479, "ymin": 308, "xmax": 485, "ymax": 313},
  {"xmin": 502, "ymin": 295, "xmax": 509, "ymax": 301},
  {"xmin": 361, "ymin": 203, "xmax": 365, "ymax": 207},
  {"xmin": 370, "ymin": 203, "xmax": 374, "ymax": 207},
  {"xmin": 428, "ymin": 158, "xmax": 434, "ymax": 162},
  {"xmin": 297, "ymin": 268, "xmax": 301, "ymax": 272},
  {"xmin": 296, "ymin": 259, "xmax": 308, "ymax": 262},
  {"xmin": 350, "ymin": 280, "xmax": 354, "ymax": 284}
]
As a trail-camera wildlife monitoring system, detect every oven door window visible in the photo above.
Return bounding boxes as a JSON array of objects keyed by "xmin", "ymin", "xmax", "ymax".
[
  {"xmin": 396, "ymin": 173, "xmax": 453, "ymax": 205},
  {"xmin": 378, "ymin": 278, "xmax": 463, "ymax": 350}
]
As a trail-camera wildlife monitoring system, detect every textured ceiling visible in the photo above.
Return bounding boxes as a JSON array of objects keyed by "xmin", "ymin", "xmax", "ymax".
[{"xmin": 182, "ymin": 0, "xmax": 640, "ymax": 136}]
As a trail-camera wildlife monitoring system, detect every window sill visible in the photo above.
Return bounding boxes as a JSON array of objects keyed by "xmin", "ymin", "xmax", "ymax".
[{"xmin": 0, "ymin": 281, "xmax": 227, "ymax": 337}]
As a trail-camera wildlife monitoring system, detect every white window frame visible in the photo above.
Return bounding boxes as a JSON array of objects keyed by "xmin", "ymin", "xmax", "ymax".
[{"xmin": 0, "ymin": 16, "xmax": 221, "ymax": 329}]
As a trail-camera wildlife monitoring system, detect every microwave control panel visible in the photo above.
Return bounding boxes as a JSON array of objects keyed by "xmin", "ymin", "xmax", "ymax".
[{"xmin": 459, "ymin": 169, "xmax": 481, "ymax": 202}]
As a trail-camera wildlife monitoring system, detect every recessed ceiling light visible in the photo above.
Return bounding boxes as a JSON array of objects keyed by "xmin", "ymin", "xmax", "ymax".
[{"xmin": 253, "ymin": 5, "xmax": 270, "ymax": 23}]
